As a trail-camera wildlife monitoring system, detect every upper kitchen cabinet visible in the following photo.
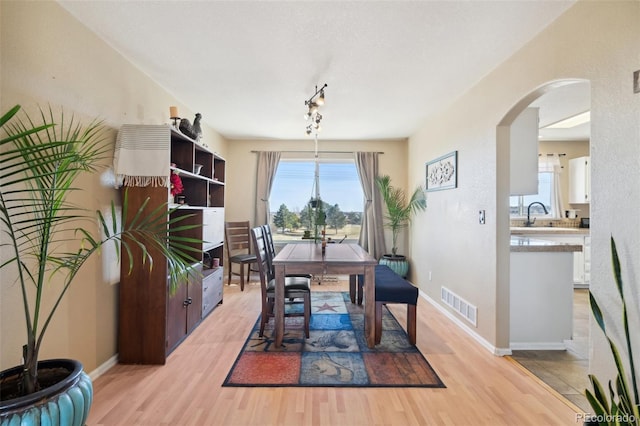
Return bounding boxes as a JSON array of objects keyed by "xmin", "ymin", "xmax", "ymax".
[
  {"xmin": 569, "ymin": 156, "xmax": 590, "ymax": 204},
  {"xmin": 510, "ymin": 108, "xmax": 539, "ymax": 195}
]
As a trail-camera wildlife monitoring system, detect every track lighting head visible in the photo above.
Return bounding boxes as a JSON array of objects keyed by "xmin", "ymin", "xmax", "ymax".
[{"xmin": 303, "ymin": 83, "xmax": 327, "ymax": 137}]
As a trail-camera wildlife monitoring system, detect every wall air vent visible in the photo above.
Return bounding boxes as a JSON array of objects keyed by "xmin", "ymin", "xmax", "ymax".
[{"xmin": 441, "ymin": 286, "xmax": 477, "ymax": 327}]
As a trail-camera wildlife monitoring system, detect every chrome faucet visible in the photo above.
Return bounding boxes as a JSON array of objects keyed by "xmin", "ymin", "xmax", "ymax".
[{"xmin": 525, "ymin": 202, "xmax": 548, "ymax": 226}]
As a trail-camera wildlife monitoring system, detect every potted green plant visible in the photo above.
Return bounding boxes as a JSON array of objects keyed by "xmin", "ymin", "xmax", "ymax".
[
  {"xmin": 309, "ymin": 197, "xmax": 321, "ymax": 209},
  {"xmin": 584, "ymin": 237, "xmax": 639, "ymax": 425},
  {"xmin": 314, "ymin": 200, "xmax": 327, "ymax": 240},
  {"xmin": 0, "ymin": 105, "xmax": 200, "ymax": 425},
  {"xmin": 375, "ymin": 175, "xmax": 426, "ymax": 277},
  {"xmin": 301, "ymin": 198, "xmax": 326, "ymax": 242}
]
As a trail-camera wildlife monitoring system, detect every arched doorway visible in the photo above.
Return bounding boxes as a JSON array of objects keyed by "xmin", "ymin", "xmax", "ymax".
[{"xmin": 496, "ymin": 79, "xmax": 591, "ymax": 411}]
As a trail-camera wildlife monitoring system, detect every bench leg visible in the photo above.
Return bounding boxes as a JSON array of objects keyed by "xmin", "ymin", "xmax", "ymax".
[
  {"xmin": 407, "ymin": 304, "xmax": 416, "ymax": 345},
  {"xmin": 375, "ymin": 301, "xmax": 383, "ymax": 344},
  {"xmin": 357, "ymin": 274, "xmax": 363, "ymax": 305}
]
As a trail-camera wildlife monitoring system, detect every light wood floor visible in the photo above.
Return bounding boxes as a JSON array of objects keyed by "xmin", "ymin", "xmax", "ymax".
[{"xmin": 88, "ymin": 277, "xmax": 582, "ymax": 425}]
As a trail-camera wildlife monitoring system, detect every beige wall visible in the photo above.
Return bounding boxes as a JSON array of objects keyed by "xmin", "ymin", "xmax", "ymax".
[
  {"xmin": 407, "ymin": 0, "xmax": 639, "ymax": 382},
  {"xmin": 0, "ymin": 1, "xmax": 226, "ymax": 372}
]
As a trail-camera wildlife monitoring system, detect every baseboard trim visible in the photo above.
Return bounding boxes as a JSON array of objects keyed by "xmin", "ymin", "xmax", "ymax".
[
  {"xmin": 510, "ymin": 342, "xmax": 567, "ymax": 350},
  {"xmin": 88, "ymin": 354, "xmax": 118, "ymax": 381},
  {"xmin": 419, "ymin": 289, "xmax": 512, "ymax": 356}
]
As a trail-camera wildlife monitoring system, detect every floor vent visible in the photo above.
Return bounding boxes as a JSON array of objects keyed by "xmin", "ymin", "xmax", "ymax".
[{"xmin": 441, "ymin": 286, "xmax": 477, "ymax": 327}]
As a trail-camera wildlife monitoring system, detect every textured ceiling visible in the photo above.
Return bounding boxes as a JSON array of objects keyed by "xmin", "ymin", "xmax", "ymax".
[{"xmin": 58, "ymin": 0, "xmax": 583, "ymax": 141}]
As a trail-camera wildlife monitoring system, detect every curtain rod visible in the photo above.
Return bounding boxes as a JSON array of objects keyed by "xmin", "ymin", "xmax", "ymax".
[{"xmin": 251, "ymin": 150, "xmax": 384, "ymax": 154}]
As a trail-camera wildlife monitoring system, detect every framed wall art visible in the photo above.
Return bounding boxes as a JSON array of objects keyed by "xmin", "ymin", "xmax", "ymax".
[{"xmin": 426, "ymin": 150, "xmax": 457, "ymax": 192}]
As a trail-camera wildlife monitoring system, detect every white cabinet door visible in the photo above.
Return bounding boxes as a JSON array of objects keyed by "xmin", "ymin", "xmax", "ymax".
[
  {"xmin": 573, "ymin": 249, "xmax": 585, "ymax": 283},
  {"xmin": 203, "ymin": 208, "xmax": 224, "ymax": 250},
  {"xmin": 569, "ymin": 156, "xmax": 590, "ymax": 204},
  {"xmin": 510, "ymin": 108, "xmax": 540, "ymax": 195},
  {"xmin": 202, "ymin": 267, "xmax": 223, "ymax": 317},
  {"xmin": 583, "ymin": 236, "xmax": 591, "ymax": 284}
]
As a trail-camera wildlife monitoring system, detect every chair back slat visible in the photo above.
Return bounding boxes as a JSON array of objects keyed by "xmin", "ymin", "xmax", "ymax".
[
  {"xmin": 250, "ymin": 226, "xmax": 271, "ymax": 299},
  {"xmin": 225, "ymin": 221, "xmax": 253, "ymax": 255},
  {"xmin": 261, "ymin": 224, "xmax": 276, "ymax": 276}
]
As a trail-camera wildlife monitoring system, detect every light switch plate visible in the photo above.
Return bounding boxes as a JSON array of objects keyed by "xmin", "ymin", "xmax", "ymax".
[
  {"xmin": 479, "ymin": 210, "xmax": 486, "ymax": 225},
  {"xmin": 634, "ymin": 70, "xmax": 640, "ymax": 94}
]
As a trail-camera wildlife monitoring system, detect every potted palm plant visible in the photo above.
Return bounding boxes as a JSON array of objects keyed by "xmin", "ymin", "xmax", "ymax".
[
  {"xmin": 0, "ymin": 105, "xmax": 200, "ymax": 425},
  {"xmin": 375, "ymin": 175, "xmax": 426, "ymax": 277}
]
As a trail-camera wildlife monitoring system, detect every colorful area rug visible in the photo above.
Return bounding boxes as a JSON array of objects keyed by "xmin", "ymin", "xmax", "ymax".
[{"xmin": 223, "ymin": 292, "xmax": 445, "ymax": 388}]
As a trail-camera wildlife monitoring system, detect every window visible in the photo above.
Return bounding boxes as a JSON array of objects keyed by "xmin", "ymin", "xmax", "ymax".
[
  {"xmin": 510, "ymin": 171, "xmax": 554, "ymax": 217},
  {"xmin": 269, "ymin": 160, "xmax": 363, "ymax": 242}
]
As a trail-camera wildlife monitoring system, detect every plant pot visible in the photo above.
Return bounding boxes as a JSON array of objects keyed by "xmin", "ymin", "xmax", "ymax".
[
  {"xmin": 379, "ymin": 254, "xmax": 409, "ymax": 278},
  {"xmin": 0, "ymin": 359, "xmax": 93, "ymax": 426}
]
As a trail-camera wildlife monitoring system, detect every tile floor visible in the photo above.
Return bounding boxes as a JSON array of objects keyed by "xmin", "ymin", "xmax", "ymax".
[{"xmin": 511, "ymin": 289, "xmax": 591, "ymax": 412}]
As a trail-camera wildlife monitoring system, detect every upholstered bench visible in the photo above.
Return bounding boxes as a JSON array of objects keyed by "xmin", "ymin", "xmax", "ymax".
[{"xmin": 351, "ymin": 264, "xmax": 418, "ymax": 345}]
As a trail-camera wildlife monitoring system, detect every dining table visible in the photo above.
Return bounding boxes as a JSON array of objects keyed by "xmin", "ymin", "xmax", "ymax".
[{"xmin": 272, "ymin": 242, "xmax": 378, "ymax": 348}]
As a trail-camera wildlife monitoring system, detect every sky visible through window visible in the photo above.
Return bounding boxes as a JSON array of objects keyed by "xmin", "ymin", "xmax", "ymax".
[{"xmin": 270, "ymin": 161, "xmax": 364, "ymax": 213}]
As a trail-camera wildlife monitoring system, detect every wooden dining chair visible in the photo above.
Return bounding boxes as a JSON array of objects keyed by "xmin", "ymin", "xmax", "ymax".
[
  {"xmin": 260, "ymin": 224, "xmax": 277, "ymax": 276},
  {"xmin": 251, "ymin": 226, "xmax": 311, "ymax": 338},
  {"xmin": 224, "ymin": 221, "xmax": 257, "ymax": 291},
  {"xmin": 260, "ymin": 224, "xmax": 312, "ymax": 281}
]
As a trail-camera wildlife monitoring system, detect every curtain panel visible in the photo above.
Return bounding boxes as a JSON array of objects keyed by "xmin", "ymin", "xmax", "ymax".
[
  {"xmin": 539, "ymin": 154, "xmax": 563, "ymax": 218},
  {"xmin": 354, "ymin": 152, "xmax": 386, "ymax": 259},
  {"xmin": 255, "ymin": 151, "xmax": 281, "ymax": 226}
]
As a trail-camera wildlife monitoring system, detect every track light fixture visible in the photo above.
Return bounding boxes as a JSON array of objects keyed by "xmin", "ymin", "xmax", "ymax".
[{"xmin": 304, "ymin": 83, "xmax": 327, "ymax": 136}]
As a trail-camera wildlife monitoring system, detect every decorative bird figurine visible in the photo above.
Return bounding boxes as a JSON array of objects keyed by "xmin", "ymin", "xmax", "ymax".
[
  {"xmin": 192, "ymin": 113, "xmax": 203, "ymax": 141},
  {"xmin": 179, "ymin": 117, "xmax": 194, "ymax": 139}
]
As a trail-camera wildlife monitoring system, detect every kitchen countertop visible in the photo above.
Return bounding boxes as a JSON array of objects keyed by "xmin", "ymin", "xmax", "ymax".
[
  {"xmin": 510, "ymin": 236, "xmax": 583, "ymax": 252},
  {"xmin": 510, "ymin": 226, "xmax": 590, "ymax": 236}
]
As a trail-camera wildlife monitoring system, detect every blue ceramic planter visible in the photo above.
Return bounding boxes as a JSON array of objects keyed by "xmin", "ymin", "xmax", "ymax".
[
  {"xmin": 379, "ymin": 254, "xmax": 409, "ymax": 278},
  {"xmin": 0, "ymin": 359, "xmax": 93, "ymax": 426}
]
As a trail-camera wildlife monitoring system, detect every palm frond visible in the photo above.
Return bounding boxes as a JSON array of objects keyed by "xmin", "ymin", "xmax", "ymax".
[
  {"xmin": 1, "ymin": 105, "xmax": 203, "ymax": 396},
  {"xmin": 375, "ymin": 174, "xmax": 426, "ymax": 255},
  {"xmin": 585, "ymin": 236, "xmax": 640, "ymax": 424}
]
